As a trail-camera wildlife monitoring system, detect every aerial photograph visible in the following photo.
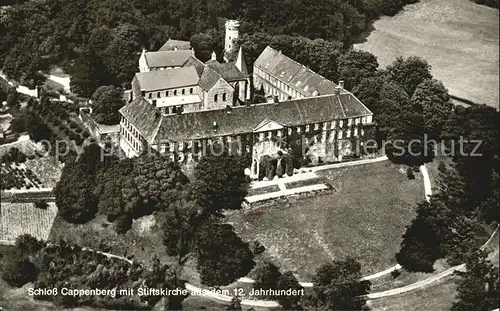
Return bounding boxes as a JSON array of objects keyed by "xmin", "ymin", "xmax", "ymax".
[{"xmin": 0, "ymin": 0, "xmax": 498, "ymax": 310}]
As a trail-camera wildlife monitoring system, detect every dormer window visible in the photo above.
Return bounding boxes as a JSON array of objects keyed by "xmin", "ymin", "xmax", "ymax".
[
  {"xmin": 148, "ymin": 93, "xmax": 152, "ymax": 99},
  {"xmin": 190, "ymin": 88, "xmax": 193, "ymax": 94},
  {"xmin": 222, "ymin": 93, "xmax": 227, "ymax": 101},
  {"xmin": 214, "ymin": 94, "xmax": 218, "ymax": 102},
  {"xmin": 174, "ymin": 90, "xmax": 177, "ymax": 96},
  {"xmin": 166, "ymin": 91, "xmax": 169, "ymax": 97},
  {"xmin": 182, "ymin": 89, "xmax": 185, "ymax": 95}
]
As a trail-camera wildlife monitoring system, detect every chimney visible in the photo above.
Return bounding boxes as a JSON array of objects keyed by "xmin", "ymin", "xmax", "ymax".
[
  {"xmin": 213, "ymin": 121, "xmax": 218, "ymax": 132},
  {"xmin": 174, "ymin": 46, "xmax": 178, "ymax": 51},
  {"xmin": 278, "ymin": 50, "xmax": 282, "ymax": 54},
  {"xmin": 339, "ymin": 80, "xmax": 345, "ymax": 89},
  {"xmin": 211, "ymin": 51, "xmax": 217, "ymax": 61}
]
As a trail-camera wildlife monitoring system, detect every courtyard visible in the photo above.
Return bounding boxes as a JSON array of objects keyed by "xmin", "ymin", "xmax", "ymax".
[{"xmin": 226, "ymin": 161, "xmax": 425, "ymax": 280}]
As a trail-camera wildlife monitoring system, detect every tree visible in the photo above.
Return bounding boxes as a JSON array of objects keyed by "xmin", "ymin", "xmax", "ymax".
[
  {"xmin": 337, "ymin": 50, "xmax": 379, "ymax": 90},
  {"xmin": 0, "ymin": 235, "xmax": 42, "ymax": 287},
  {"xmin": 411, "ymin": 79, "xmax": 453, "ymax": 139},
  {"xmin": 352, "ymin": 74, "xmax": 386, "ymax": 114},
  {"xmin": 253, "ymin": 260, "xmax": 282, "ymax": 298},
  {"xmin": 6, "ymin": 87, "xmax": 19, "ymax": 111},
  {"xmin": 377, "ymin": 81, "xmax": 426, "ymax": 166},
  {"xmin": 452, "ymin": 249, "xmax": 499, "ymax": 311},
  {"xmin": 192, "ymin": 152, "xmax": 250, "ymax": 216},
  {"xmin": 386, "ymin": 56, "xmax": 433, "ymax": 96},
  {"xmin": 69, "ymin": 49, "xmax": 105, "ymax": 98},
  {"xmin": 95, "ymin": 158, "xmax": 139, "ymax": 221},
  {"xmin": 54, "ymin": 144, "xmax": 103, "ymax": 223},
  {"xmin": 134, "ymin": 153, "xmax": 189, "ymax": 211},
  {"xmin": 196, "ymin": 222, "xmax": 254, "ymax": 286},
  {"xmin": 310, "ymin": 258, "xmax": 371, "ymax": 310},
  {"xmin": 90, "ymin": 86, "xmax": 126, "ymax": 125},
  {"xmin": 277, "ymin": 271, "xmax": 304, "ymax": 310},
  {"xmin": 158, "ymin": 199, "xmax": 198, "ymax": 265},
  {"xmin": 1, "ymin": 254, "xmax": 37, "ymax": 287}
]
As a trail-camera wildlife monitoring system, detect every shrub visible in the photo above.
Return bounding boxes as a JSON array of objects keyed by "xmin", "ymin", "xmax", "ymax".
[
  {"xmin": 115, "ymin": 214, "xmax": 133, "ymax": 234},
  {"xmin": 276, "ymin": 158, "xmax": 285, "ymax": 178},
  {"xmin": 407, "ymin": 167, "xmax": 415, "ymax": 179},
  {"xmin": 250, "ymin": 240, "xmax": 266, "ymax": 255},
  {"xmin": 391, "ymin": 269, "xmax": 401, "ymax": 279},
  {"xmin": 34, "ymin": 200, "xmax": 48, "ymax": 209}
]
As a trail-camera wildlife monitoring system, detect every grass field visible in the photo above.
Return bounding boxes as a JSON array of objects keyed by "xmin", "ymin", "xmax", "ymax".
[
  {"xmin": 370, "ymin": 276, "xmax": 460, "ymax": 311},
  {"xmin": 355, "ymin": 0, "xmax": 499, "ymax": 108},
  {"xmin": 227, "ymin": 161, "xmax": 424, "ymax": 280}
]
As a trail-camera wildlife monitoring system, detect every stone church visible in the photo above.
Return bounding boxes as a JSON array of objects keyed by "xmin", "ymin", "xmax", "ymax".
[{"xmin": 119, "ymin": 20, "xmax": 374, "ymax": 178}]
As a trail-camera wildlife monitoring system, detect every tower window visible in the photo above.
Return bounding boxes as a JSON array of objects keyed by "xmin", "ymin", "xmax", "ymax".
[
  {"xmin": 190, "ymin": 88, "xmax": 193, "ymax": 94},
  {"xmin": 182, "ymin": 89, "xmax": 185, "ymax": 95},
  {"xmin": 148, "ymin": 93, "xmax": 152, "ymax": 99},
  {"xmin": 174, "ymin": 90, "xmax": 177, "ymax": 96},
  {"xmin": 166, "ymin": 91, "xmax": 169, "ymax": 96},
  {"xmin": 157, "ymin": 92, "xmax": 160, "ymax": 98},
  {"xmin": 214, "ymin": 94, "xmax": 218, "ymax": 102},
  {"xmin": 222, "ymin": 93, "xmax": 227, "ymax": 101}
]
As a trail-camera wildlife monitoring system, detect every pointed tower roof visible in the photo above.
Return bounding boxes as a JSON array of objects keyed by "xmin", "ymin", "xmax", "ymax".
[{"xmin": 235, "ymin": 46, "xmax": 248, "ymax": 74}]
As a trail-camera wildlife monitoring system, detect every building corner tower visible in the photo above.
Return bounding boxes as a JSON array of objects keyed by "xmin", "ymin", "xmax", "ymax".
[{"xmin": 224, "ymin": 20, "xmax": 240, "ymax": 62}]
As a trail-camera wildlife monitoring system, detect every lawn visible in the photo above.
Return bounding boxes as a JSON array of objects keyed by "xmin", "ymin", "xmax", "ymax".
[
  {"xmin": 370, "ymin": 276, "xmax": 460, "ymax": 311},
  {"xmin": 355, "ymin": 0, "xmax": 499, "ymax": 107},
  {"xmin": 226, "ymin": 161, "xmax": 424, "ymax": 280}
]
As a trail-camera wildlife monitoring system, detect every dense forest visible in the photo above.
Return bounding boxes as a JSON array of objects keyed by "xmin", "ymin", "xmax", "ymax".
[{"xmin": 0, "ymin": 0, "xmax": 417, "ymax": 95}]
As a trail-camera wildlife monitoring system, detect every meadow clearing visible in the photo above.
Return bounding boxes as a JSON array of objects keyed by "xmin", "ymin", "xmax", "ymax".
[{"xmin": 355, "ymin": 0, "xmax": 499, "ymax": 108}]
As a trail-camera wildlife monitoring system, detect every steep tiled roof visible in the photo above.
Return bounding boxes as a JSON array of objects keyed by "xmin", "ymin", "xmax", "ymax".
[
  {"xmin": 119, "ymin": 97, "xmax": 162, "ymax": 143},
  {"xmin": 121, "ymin": 94, "xmax": 372, "ymax": 143},
  {"xmin": 206, "ymin": 60, "xmax": 248, "ymax": 82},
  {"xmin": 183, "ymin": 56, "xmax": 205, "ymax": 77},
  {"xmin": 144, "ymin": 50, "xmax": 193, "ymax": 68},
  {"xmin": 159, "ymin": 39, "xmax": 191, "ymax": 51},
  {"xmin": 135, "ymin": 67, "xmax": 200, "ymax": 92},
  {"xmin": 198, "ymin": 66, "xmax": 222, "ymax": 91},
  {"xmin": 254, "ymin": 46, "xmax": 338, "ymax": 96}
]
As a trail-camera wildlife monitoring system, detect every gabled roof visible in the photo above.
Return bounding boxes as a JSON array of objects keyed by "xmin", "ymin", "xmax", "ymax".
[
  {"xmin": 183, "ymin": 56, "xmax": 205, "ymax": 77},
  {"xmin": 119, "ymin": 97, "xmax": 162, "ymax": 143},
  {"xmin": 254, "ymin": 46, "xmax": 338, "ymax": 97},
  {"xmin": 121, "ymin": 93, "xmax": 372, "ymax": 144},
  {"xmin": 135, "ymin": 67, "xmax": 200, "ymax": 92},
  {"xmin": 205, "ymin": 60, "xmax": 248, "ymax": 82},
  {"xmin": 159, "ymin": 39, "xmax": 191, "ymax": 51},
  {"xmin": 144, "ymin": 50, "xmax": 193, "ymax": 68},
  {"xmin": 198, "ymin": 66, "xmax": 222, "ymax": 91}
]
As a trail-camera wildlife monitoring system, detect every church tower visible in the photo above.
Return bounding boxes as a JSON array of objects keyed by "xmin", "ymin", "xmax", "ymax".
[{"xmin": 224, "ymin": 20, "xmax": 240, "ymax": 62}]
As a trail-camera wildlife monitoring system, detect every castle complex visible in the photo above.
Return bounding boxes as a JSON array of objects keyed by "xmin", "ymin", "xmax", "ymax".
[{"xmin": 119, "ymin": 20, "xmax": 373, "ymax": 178}]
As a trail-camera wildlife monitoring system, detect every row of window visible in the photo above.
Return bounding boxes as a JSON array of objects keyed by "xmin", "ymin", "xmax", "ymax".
[
  {"xmin": 121, "ymin": 125, "xmax": 142, "ymax": 152},
  {"xmin": 146, "ymin": 87, "xmax": 195, "ymax": 99},
  {"xmin": 255, "ymin": 68, "xmax": 304, "ymax": 99}
]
